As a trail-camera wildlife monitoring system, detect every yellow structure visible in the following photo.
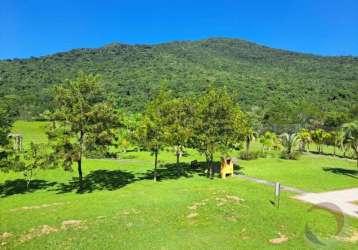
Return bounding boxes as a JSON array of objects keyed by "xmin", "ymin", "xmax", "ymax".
[{"xmin": 220, "ymin": 157, "xmax": 234, "ymax": 178}]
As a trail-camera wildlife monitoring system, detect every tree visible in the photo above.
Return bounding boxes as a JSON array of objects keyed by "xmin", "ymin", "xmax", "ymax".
[
  {"xmin": 0, "ymin": 95, "xmax": 19, "ymax": 170},
  {"xmin": 191, "ymin": 87, "xmax": 246, "ymax": 178},
  {"xmin": 244, "ymin": 106, "xmax": 263, "ymax": 153},
  {"xmin": 47, "ymin": 72, "xmax": 120, "ymax": 187},
  {"xmin": 136, "ymin": 91, "xmax": 170, "ymax": 181},
  {"xmin": 324, "ymin": 131, "xmax": 341, "ymax": 157},
  {"xmin": 297, "ymin": 128, "xmax": 311, "ymax": 152},
  {"xmin": 310, "ymin": 129, "xmax": 329, "ymax": 154},
  {"xmin": 259, "ymin": 131, "xmax": 279, "ymax": 152},
  {"xmin": 22, "ymin": 142, "xmax": 50, "ymax": 190},
  {"xmin": 280, "ymin": 133, "xmax": 299, "ymax": 154},
  {"xmin": 324, "ymin": 112, "xmax": 348, "ymax": 130},
  {"xmin": 163, "ymin": 97, "xmax": 195, "ymax": 169},
  {"xmin": 342, "ymin": 121, "xmax": 358, "ymax": 167}
]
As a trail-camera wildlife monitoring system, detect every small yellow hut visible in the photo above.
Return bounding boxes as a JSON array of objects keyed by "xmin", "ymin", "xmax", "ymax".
[{"xmin": 220, "ymin": 157, "xmax": 234, "ymax": 178}]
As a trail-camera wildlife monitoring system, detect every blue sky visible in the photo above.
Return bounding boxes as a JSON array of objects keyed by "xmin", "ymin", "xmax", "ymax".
[{"xmin": 0, "ymin": 0, "xmax": 357, "ymax": 59}]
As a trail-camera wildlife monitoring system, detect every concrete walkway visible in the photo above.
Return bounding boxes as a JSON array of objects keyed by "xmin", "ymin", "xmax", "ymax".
[
  {"xmin": 295, "ymin": 188, "xmax": 358, "ymax": 218},
  {"xmin": 235, "ymin": 174, "xmax": 306, "ymax": 194},
  {"xmin": 235, "ymin": 174, "xmax": 358, "ymax": 218}
]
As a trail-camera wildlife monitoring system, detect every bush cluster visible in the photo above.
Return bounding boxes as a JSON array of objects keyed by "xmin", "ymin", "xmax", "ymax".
[
  {"xmin": 280, "ymin": 151, "xmax": 301, "ymax": 160},
  {"xmin": 239, "ymin": 151, "xmax": 266, "ymax": 160}
]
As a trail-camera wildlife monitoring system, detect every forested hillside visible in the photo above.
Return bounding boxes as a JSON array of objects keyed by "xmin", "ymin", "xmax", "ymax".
[{"xmin": 0, "ymin": 38, "xmax": 357, "ymax": 119}]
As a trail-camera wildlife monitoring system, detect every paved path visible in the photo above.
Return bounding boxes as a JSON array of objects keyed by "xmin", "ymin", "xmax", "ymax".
[
  {"xmin": 294, "ymin": 188, "xmax": 358, "ymax": 218},
  {"xmin": 235, "ymin": 174, "xmax": 306, "ymax": 194},
  {"xmin": 235, "ymin": 174, "xmax": 358, "ymax": 218}
]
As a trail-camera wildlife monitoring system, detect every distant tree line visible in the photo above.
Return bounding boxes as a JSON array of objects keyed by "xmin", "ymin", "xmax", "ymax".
[{"xmin": 0, "ymin": 72, "xmax": 357, "ymax": 191}]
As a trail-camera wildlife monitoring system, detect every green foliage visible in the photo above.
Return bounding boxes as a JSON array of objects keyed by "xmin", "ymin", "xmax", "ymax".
[
  {"xmin": 1, "ymin": 38, "xmax": 357, "ymax": 120},
  {"xmin": 0, "ymin": 96, "xmax": 19, "ymax": 170},
  {"xmin": 191, "ymin": 87, "xmax": 246, "ymax": 176},
  {"xmin": 259, "ymin": 131, "xmax": 281, "ymax": 152},
  {"xmin": 243, "ymin": 106, "xmax": 263, "ymax": 153},
  {"xmin": 324, "ymin": 112, "xmax": 349, "ymax": 129},
  {"xmin": 22, "ymin": 142, "xmax": 50, "ymax": 189},
  {"xmin": 161, "ymin": 97, "xmax": 195, "ymax": 165},
  {"xmin": 280, "ymin": 150, "xmax": 301, "ymax": 160},
  {"xmin": 280, "ymin": 133, "xmax": 299, "ymax": 155},
  {"xmin": 47, "ymin": 72, "xmax": 121, "ymax": 182},
  {"xmin": 297, "ymin": 128, "xmax": 312, "ymax": 152},
  {"xmin": 135, "ymin": 91, "xmax": 171, "ymax": 181},
  {"xmin": 342, "ymin": 121, "xmax": 358, "ymax": 167},
  {"xmin": 239, "ymin": 150, "xmax": 266, "ymax": 160},
  {"xmin": 310, "ymin": 129, "xmax": 330, "ymax": 154}
]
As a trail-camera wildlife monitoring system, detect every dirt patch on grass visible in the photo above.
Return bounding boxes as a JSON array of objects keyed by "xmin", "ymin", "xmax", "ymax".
[
  {"xmin": 18, "ymin": 220, "xmax": 87, "ymax": 244},
  {"xmin": 0, "ymin": 232, "xmax": 13, "ymax": 240},
  {"xmin": 187, "ymin": 213, "xmax": 198, "ymax": 219},
  {"xmin": 10, "ymin": 202, "xmax": 68, "ymax": 212},
  {"xmin": 20, "ymin": 225, "xmax": 58, "ymax": 243},
  {"xmin": 61, "ymin": 220, "xmax": 87, "ymax": 230},
  {"xmin": 188, "ymin": 194, "xmax": 244, "ymax": 210},
  {"xmin": 226, "ymin": 195, "xmax": 244, "ymax": 203},
  {"xmin": 0, "ymin": 232, "xmax": 13, "ymax": 246},
  {"xmin": 121, "ymin": 208, "xmax": 141, "ymax": 216},
  {"xmin": 186, "ymin": 194, "xmax": 244, "ymax": 220},
  {"xmin": 188, "ymin": 200, "xmax": 207, "ymax": 210},
  {"xmin": 269, "ymin": 233, "xmax": 288, "ymax": 244}
]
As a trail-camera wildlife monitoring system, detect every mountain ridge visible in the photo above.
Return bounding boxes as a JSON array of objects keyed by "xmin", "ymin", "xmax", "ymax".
[
  {"xmin": 3, "ymin": 38, "xmax": 358, "ymax": 61},
  {"xmin": 0, "ymin": 37, "xmax": 357, "ymax": 118}
]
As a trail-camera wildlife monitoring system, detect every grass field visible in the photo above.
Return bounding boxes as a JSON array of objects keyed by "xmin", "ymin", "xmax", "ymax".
[{"xmin": 0, "ymin": 121, "xmax": 357, "ymax": 249}]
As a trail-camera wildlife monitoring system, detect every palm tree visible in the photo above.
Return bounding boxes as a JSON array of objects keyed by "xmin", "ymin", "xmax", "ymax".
[
  {"xmin": 280, "ymin": 133, "xmax": 299, "ymax": 154},
  {"xmin": 310, "ymin": 129, "xmax": 329, "ymax": 154},
  {"xmin": 259, "ymin": 131, "xmax": 278, "ymax": 152},
  {"xmin": 297, "ymin": 128, "xmax": 311, "ymax": 152},
  {"xmin": 342, "ymin": 121, "xmax": 358, "ymax": 167},
  {"xmin": 245, "ymin": 128, "xmax": 257, "ymax": 153}
]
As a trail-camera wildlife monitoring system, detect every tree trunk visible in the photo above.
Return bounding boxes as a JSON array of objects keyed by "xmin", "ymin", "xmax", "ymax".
[
  {"xmin": 78, "ymin": 130, "xmax": 84, "ymax": 189},
  {"xmin": 77, "ymin": 159, "xmax": 83, "ymax": 187},
  {"xmin": 26, "ymin": 170, "xmax": 32, "ymax": 191},
  {"xmin": 209, "ymin": 153, "xmax": 214, "ymax": 179},
  {"xmin": 154, "ymin": 150, "xmax": 158, "ymax": 182},
  {"xmin": 209, "ymin": 160, "xmax": 213, "ymax": 179},
  {"xmin": 176, "ymin": 152, "xmax": 180, "ymax": 174},
  {"xmin": 205, "ymin": 152, "xmax": 214, "ymax": 178},
  {"xmin": 246, "ymin": 136, "xmax": 250, "ymax": 153}
]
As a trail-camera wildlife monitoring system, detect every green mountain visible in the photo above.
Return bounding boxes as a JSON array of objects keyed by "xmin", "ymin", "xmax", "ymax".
[{"xmin": 0, "ymin": 38, "xmax": 357, "ymax": 118}]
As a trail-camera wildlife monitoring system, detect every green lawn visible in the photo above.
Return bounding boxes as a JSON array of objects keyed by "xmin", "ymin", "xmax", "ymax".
[
  {"xmin": 240, "ymin": 155, "xmax": 357, "ymax": 192},
  {"xmin": 0, "ymin": 121, "xmax": 357, "ymax": 249}
]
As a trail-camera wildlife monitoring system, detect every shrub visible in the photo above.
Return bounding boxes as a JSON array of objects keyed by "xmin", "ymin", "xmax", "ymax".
[
  {"xmin": 86, "ymin": 149, "xmax": 117, "ymax": 159},
  {"xmin": 119, "ymin": 154, "xmax": 137, "ymax": 159},
  {"xmin": 239, "ymin": 151, "xmax": 266, "ymax": 160},
  {"xmin": 280, "ymin": 151, "xmax": 301, "ymax": 160}
]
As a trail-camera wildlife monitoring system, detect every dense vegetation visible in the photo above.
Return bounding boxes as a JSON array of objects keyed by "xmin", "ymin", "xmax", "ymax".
[
  {"xmin": 0, "ymin": 49, "xmax": 357, "ymax": 248},
  {"xmin": 1, "ymin": 72, "xmax": 357, "ymax": 191},
  {"xmin": 0, "ymin": 121, "xmax": 357, "ymax": 249},
  {"xmin": 1, "ymin": 38, "xmax": 357, "ymax": 120}
]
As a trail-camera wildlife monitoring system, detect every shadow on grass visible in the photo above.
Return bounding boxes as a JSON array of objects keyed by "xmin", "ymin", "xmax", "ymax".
[
  {"xmin": 55, "ymin": 169, "xmax": 136, "ymax": 194},
  {"xmin": 139, "ymin": 162, "xmax": 206, "ymax": 181},
  {"xmin": 309, "ymin": 151, "xmax": 355, "ymax": 160},
  {"xmin": 1, "ymin": 160, "xmax": 242, "ymax": 196},
  {"xmin": 140, "ymin": 161, "xmax": 244, "ymax": 181},
  {"xmin": 323, "ymin": 167, "xmax": 358, "ymax": 179},
  {"xmin": 0, "ymin": 179, "xmax": 58, "ymax": 197}
]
